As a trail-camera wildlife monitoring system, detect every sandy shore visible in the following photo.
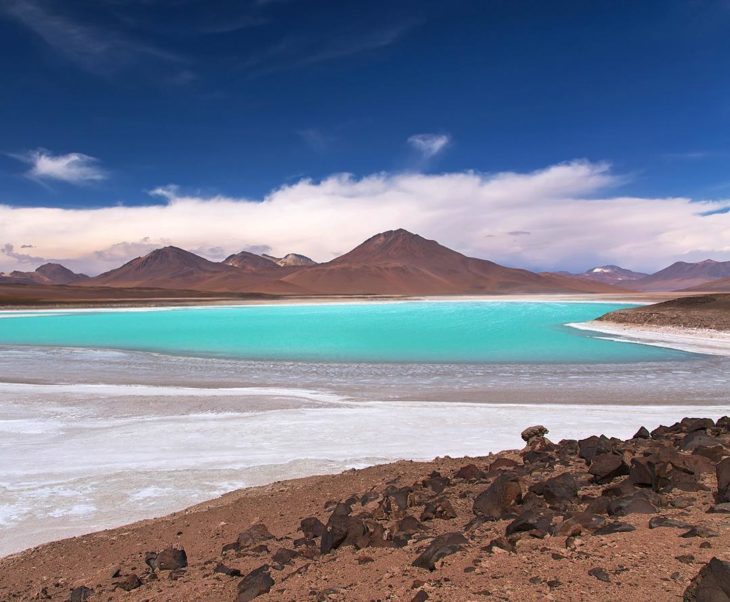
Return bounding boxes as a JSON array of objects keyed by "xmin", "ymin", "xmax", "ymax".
[{"xmin": 569, "ymin": 321, "xmax": 730, "ymax": 357}]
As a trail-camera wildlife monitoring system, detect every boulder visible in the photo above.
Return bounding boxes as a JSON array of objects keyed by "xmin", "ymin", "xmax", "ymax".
[
  {"xmin": 683, "ymin": 557, "xmax": 730, "ymax": 601},
  {"xmin": 681, "ymin": 417, "xmax": 715, "ymax": 433},
  {"xmin": 578, "ymin": 435, "xmax": 613, "ymax": 463},
  {"xmin": 607, "ymin": 492, "xmax": 658, "ymax": 516},
  {"xmin": 594, "ymin": 521, "xmax": 636, "ymax": 535},
  {"xmin": 536, "ymin": 472, "xmax": 578, "ymax": 505},
  {"xmin": 649, "ymin": 516, "xmax": 692, "ymax": 529},
  {"xmin": 633, "ymin": 426, "xmax": 651, "ymax": 439},
  {"xmin": 472, "ymin": 473, "xmax": 522, "ymax": 519},
  {"xmin": 554, "ymin": 511, "xmax": 606, "ymax": 536},
  {"xmin": 422, "ymin": 472, "xmax": 450, "ymax": 494},
  {"xmin": 236, "ymin": 565, "xmax": 274, "ymax": 602},
  {"xmin": 214, "ymin": 563, "xmax": 242, "ymax": 577},
  {"xmin": 237, "ymin": 524, "xmax": 274, "ymax": 550},
  {"xmin": 589, "ymin": 453, "xmax": 629, "ymax": 484},
  {"xmin": 300, "ymin": 517, "xmax": 325, "ymax": 539},
  {"xmin": 153, "ymin": 547, "xmax": 187, "ymax": 571},
  {"xmin": 412, "ymin": 532, "xmax": 468, "ymax": 571},
  {"xmin": 420, "ymin": 498, "xmax": 457, "ymax": 521},
  {"xmin": 521, "ymin": 425, "xmax": 549, "ymax": 442},
  {"xmin": 505, "ymin": 509, "xmax": 553, "ymax": 536},
  {"xmin": 272, "ymin": 548, "xmax": 298, "ymax": 566},
  {"xmin": 454, "ymin": 464, "xmax": 485, "ymax": 481}
]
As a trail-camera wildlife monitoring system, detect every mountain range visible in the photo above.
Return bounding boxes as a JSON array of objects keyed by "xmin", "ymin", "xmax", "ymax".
[{"xmin": 2, "ymin": 230, "xmax": 730, "ymax": 295}]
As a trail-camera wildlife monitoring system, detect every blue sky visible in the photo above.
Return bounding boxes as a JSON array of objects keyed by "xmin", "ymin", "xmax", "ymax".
[
  {"xmin": 2, "ymin": 0, "xmax": 730, "ymax": 207},
  {"xmin": 0, "ymin": 0, "xmax": 729, "ymax": 273}
]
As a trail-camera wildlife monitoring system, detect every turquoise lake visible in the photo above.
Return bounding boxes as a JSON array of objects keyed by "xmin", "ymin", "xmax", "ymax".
[{"xmin": 0, "ymin": 302, "xmax": 689, "ymax": 363}]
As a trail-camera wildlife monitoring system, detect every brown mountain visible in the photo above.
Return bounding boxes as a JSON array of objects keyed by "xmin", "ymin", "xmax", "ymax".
[
  {"xmin": 280, "ymin": 229, "xmax": 621, "ymax": 295},
  {"xmin": 628, "ymin": 259, "xmax": 730, "ymax": 291},
  {"xmin": 86, "ymin": 246, "xmax": 307, "ymax": 295},
  {"xmin": 88, "ymin": 246, "xmax": 238, "ymax": 289},
  {"xmin": 0, "ymin": 263, "xmax": 88, "ymax": 285}
]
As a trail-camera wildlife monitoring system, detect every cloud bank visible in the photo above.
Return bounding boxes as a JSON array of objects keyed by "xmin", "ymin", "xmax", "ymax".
[
  {"xmin": 1, "ymin": 161, "xmax": 729, "ymax": 275},
  {"xmin": 17, "ymin": 150, "xmax": 107, "ymax": 184}
]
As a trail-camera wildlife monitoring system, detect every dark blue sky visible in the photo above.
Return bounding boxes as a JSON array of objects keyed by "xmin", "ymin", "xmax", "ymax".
[{"xmin": 1, "ymin": 0, "xmax": 730, "ymax": 208}]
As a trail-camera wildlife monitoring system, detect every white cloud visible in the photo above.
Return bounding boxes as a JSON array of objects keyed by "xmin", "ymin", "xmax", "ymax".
[
  {"xmin": 1, "ymin": 160, "xmax": 729, "ymax": 275},
  {"xmin": 407, "ymin": 133, "xmax": 450, "ymax": 158},
  {"xmin": 20, "ymin": 150, "xmax": 107, "ymax": 184}
]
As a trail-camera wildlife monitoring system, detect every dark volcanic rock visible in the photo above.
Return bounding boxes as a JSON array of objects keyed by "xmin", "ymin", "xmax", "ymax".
[
  {"xmin": 554, "ymin": 511, "xmax": 606, "ymax": 536},
  {"xmin": 633, "ymin": 426, "xmax": 651, "ymax": 439},
  {"xmin": 237, "ymin": 524, "xmax": 274, "ymax": 550},
  {"xmin": 300, "ymin": 517, "xmax": 325, "ymax": 539},
  {"xmin": 115, "ymin": 574, "xmax": 142, "ymax": 591},
  {"xmin": 420, "ymin": 498, "xmax": 457, "ymax": 521},
  {"xmin": 505, "ymin": 509, "xmax": 553, "ymax": 536},
  {"xmin": 472, "ymin": 473, "xmax": 522, "ymax": 519},
  {"xmin": 236, "ymin": 565, "xmax": 274, "ymax": 602},
  {"xmin": 153, "ymin": 547, "xmax": 187, "ymax": 571},
  {"xmin": 594, "ymin": 521, "xmax": 636, "ymax": 535},
  {"xmin": 607, "ymin": 492, "xmax": 658, "ymax": 516},
  {"xmin": 454, "ymin": 464, "xmax": 485, "ymax": 481},
  {"xmin": 214, "ymin": 563, "xmax": 242, "ymax": 577},
  {"xmin": 683, "ymin": 557, "xmax": 730, "ymax": 601},
  {"xmin": 578, "ymin": 435, "xmax": 613, "ymax": 463},
  {"xmin": 588, "ymin": 567, "xmax": 611, "ymax": 583},
  {"xmin": 422, "ymin": 472, "xmax": 450, "ymax": 494},
  {"xmin": 534, "ymin": 472, "xmax": 578, "ymax": 505},
  {"xmin": 272, "ymin": 548, "xmax": 298, "ymax": 566},
  {"xmin": 649, "ymin": 516, "xmax": 693, "ymax": 529},
  {"xmin": 681, "ymin": 417, "xmax": 715, "ymax": 433},
  {"xmin": 681, "ymin": 526, "xmax": 720, "ymax": 539},
  {"xmin": 717, "ymin": 458, "xmax": 730, "ymax": 503},
  {"xmin": 589, "ymin": 453, "xmax": 629, "ymax": 484},
  {"xmin": 412, "ymin": 532, "xmax": 468, "ymax": 571},
  {"xmin": 69, "ymin": 587, "xmax": 93, "ymax": 602}
]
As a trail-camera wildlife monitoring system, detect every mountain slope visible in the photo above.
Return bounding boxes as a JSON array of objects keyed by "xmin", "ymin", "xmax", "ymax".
[
  {"xmin": 222, "ymin": 251, "xmax": 281, "ymax": 272},
  {"xmin": 0, "ymin": 263, "xmax": 88, "ymax": 285},
  {"xmin": 629, "ymin": 259, "xmax": 730, "ymax": 291},
  {"xmin": 681, "ymin": 276, "xmax": 730, "ymax": 292},
  {"xmin": 262, "ymin": 253, "xmax": 317, "ymax": 267},
  {"xmin": 88, "ymin": 247, "xmax": 238, "ymax": 289},
  {"xmin": 282, "ymin": 229, "xmax": 621, "ymax": 295}
]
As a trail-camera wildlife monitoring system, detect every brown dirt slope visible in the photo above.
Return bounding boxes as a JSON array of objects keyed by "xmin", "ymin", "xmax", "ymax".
[
  {"xmin": 597, "ymin": 294, "xmax": 730, "ymax": 331},
  {"xmin": 1, "ymin": 417, "xmax": 729, "ymax": 601}
]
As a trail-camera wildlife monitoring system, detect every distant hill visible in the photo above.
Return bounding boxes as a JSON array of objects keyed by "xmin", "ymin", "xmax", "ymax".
[
  {"xmin": 681, "ymin": 276, "xmax": 730, "ymax": 293},
  {"xmin": 222, "ymin": 251, "xmax": 282, "ymax": 272},
  {"xmin": 262, "ymin": 253, "xmax": 317, "ymax": 267},
  {"xmin": 628, "ymin": 259, "xmax": 730, "ymax": 291},
  {"xmin": 0, "ymin": 263, "xmax": 88, "ymax": 285},
  {"xmin": 570, "ymin": 265, "xmax": 648, "ymax": 286}
]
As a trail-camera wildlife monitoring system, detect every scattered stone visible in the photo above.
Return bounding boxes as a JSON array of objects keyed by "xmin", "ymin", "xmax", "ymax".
[
  {"xmin": 708, "ymin": 503, "xmax": 730, "ymax": 514},
  {"xmin": 608, "ymin": 492, "xmax": 658, "ymax": 516},
  {"xmin": 237, "ymin": 524, "xmax": 274, "ymax": 550},
  {"xmin": 272, "ymin": 548, "xmax": 298, "ymax": 566},
  {"xmin": 115, "ymin": 574, "xmax": 142, "ymax": 591},
  {"xmin": 649, "ymin": 516, "xmax": 693, "ymax": 529},
  {"xmin": 411, "ymin": 591, "xmax": 429, "ymax": 602},
  {"xmin": 412, "ymin": 532, "xmax": 468, "ymax": 571},
  {"xmin": 505, "ymin": 509, "xmax": 553, "ymax": 536},
  {"xmin": 578, "ymin": 435, "xmax": 613, "ymax": 464},
  {"xmin": 422, "ymin": 472, "xmax": 450, "ymax": 494},
  {"xmin": 236, "ymin": 565, "xmax": 274, "ymax": 602},
  {"xmin": 588, "ymin": 567, "xmax": 610, "ymax": 583},
  {"xmin": 533, "ymin": 472, "xmax": 578, "ymax": 505},
  {"xmin": 68, "ymin": 587, "xmax": 93, "ymax": 602},
  {"xmin": 683, "ymin": 557, "xmax": 730, "ymax": 601},
  {"xmin": 153, "ymin": 547, "xmax": 187, "ymax": 571},
  {"xmin": 214, "ymin": 563, "xmax": 242, "ymax": 577},
  {"xmin": 420, "ymin": 498, "xmax": 457, "ymax": 521},
  {"xmin": 589, "ymin": 453, "xmax": 629, "ymax": 484},
  {"xmin": 594, "ymin": 522, "xmax": 636, "ymax": 536},
  {"xmin": 300, "ymin": 517, "xmax": 325, "ymax": 539},
  {"xmin": 472, "ymin": 472, "xmax": 522, "ymax": 519},
  {"xmin": 675, "ymin": 555, "xmax": 695, "ymax": 565},
  {"xmin": 681, "ymin": 526, "xmax": 720, "ymax": 539},
  {"xmin": 454, "ymin": 464, "xmax": 485, "ymax": 481}
]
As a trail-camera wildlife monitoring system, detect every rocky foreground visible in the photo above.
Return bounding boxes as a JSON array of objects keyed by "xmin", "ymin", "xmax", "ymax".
[{"xmin": 1, "ymin": 419, "xmax": 730, "ymax": 602}]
